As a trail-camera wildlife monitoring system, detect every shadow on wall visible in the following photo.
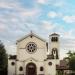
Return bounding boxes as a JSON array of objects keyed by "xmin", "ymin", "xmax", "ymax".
[{"xmin": 0, "ymin": 67, "xmax": 7, "ymax": 75}]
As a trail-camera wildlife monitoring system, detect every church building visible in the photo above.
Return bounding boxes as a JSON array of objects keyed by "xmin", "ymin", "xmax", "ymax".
[{"xmin": 8, "ymin": 32, "xmax": 60, "ymax": 75}]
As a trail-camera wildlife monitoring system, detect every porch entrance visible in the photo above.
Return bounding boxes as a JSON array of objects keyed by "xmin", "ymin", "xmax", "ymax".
[{"xmin": 26, "ymin": 63, "xmax": 37, "ymax": 75}]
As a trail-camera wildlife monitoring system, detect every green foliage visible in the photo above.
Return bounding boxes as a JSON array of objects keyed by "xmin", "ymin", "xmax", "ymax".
[
  {"xmin": 56, "ymin": 70, "xmax": 63, "ymax": 75},
  {"xmin": 67, "ymin": 51, "xmax": 75, "ymax": 58},
  {"xmin": 69, "ymin": 55, "xmax": 75, "ymax": 71},
  {"xmin": 0, "ymin": 41, "xmax": 8, "ymax": 71},
  {"xmin": 67, "ymin": 51, "xmax": 75, "ymax": 71}
]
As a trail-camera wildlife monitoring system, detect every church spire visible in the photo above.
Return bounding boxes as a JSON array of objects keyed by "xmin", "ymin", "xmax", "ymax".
[
  {"xmin": 30, "ymin": 30, "xmax": 33, "ymax": 34},
  {"xmin": 30, "ymin": 30, "xmax": 33, "ymax": 38}
]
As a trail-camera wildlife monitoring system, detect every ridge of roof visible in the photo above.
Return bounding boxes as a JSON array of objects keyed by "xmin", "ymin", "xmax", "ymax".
[
  {"xmin": 50, "ymin": 33, "xmax": 59, "ymax": 36},
  {"xmin": 16, "ymin": 32, "xmax": 46, "ymax": 43}
]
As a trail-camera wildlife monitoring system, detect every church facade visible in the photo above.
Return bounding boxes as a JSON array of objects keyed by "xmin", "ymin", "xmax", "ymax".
[{"xmin": 8, "ymin": 32, "xmax": 60, "ymax": 75}]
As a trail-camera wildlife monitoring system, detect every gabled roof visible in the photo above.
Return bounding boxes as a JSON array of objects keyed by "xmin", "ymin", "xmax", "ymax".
[
  {"xmin": 16, "ymin": 32, "xmax": 46, "ymax": 44},
  {"xmin": 50, "ymin": 33, "xmax": 59, "ymax": 36}
]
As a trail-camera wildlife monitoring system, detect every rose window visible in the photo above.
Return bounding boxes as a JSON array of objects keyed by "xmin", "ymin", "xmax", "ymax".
[{"xmin": 26, "ymin": 42, "xmax": 37, "ymax": 54}]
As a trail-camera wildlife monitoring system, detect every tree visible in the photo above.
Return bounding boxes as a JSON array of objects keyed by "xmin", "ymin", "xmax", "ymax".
[
  {"xmin": 69, "ymin": 55, "xmax": 75, "ymax": 71},
  {"xmin": 0, "ymin": 41, "xmax": 8, "ymax": 74},
  {"xmin": 67, "ymin": 51, "xmax": 75, "ymax": 58},
  {"xmin": 67, "ymin": 51, "xmax": 75, "ymax": 75}
]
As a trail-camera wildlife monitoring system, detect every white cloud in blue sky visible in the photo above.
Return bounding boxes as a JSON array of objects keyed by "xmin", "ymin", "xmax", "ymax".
[{"xmin": 0, "ymin": 0, "xmax": 75, "ymax": 59}]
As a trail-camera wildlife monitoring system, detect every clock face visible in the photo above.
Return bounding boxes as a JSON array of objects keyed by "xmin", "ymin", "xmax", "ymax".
[{"xmin": 26, "ymin": 42, "xmax": 37, "ymax": 54}]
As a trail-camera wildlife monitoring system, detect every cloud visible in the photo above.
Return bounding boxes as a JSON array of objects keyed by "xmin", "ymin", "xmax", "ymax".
[
  {"xmin": 0, "ymin": 0, "xmax": 75, "ymax": 59},
  {"xmin": 0, "ymin": 0, "xmax": 41, "ymax": 39},
  {"xmin": 60, "ymin": 30, "xmax": 73, "ymax": 38},
  {"xmin": 47, "ymin": 11, "xmax": 64, "ymax": 19},
  {"xmin": 0, "ymin": 2, "xmax": 14, "ymax": 9},
  {"xmin": 63, "ymin": 16, "xmax": 75, "ymax": 23},
  {"xmin": 63, "ymin": 30, "xmax": 74, "ymax": 38},
  {"xmin": 0, "ymin": 1, "xmax": 40, "ymax": 15},
  {"xmin": 53, "ymin": 1, "xmax": 66, "ymax": 7},
  {"xmin": 37, "ymin": 0, "xmax": 66, "ymax": 7},
  {"xmin": 0, "ymin": 1, "xmax": 21, "ymax": 10},
  {"xmin": 48, "ymin": 11, "xmax": 57, "ymax": 18},
  {"xmin": 20, "ymin": 8, "xmax": 40, "ymax": 17},
  {"xmin": 56, "ymin": 27, "xmax": 75, "ymax": 39},
  {"xmin": 37, "ymin": 0, "xmax": 48, "ymax": 4},
  {"xmin": 42, "ymin": 21, "xmax": 56, "ymax": 30},
  {"xmin": 4, "ymin": 40, "xmax": 16, "ymax": 55},
  {"xmin": 0, "ymin": 23, "xmax": 6, "ymax": 32},
  {"xmin": 60, "ymin": 38, "xmax": 75, "ymax": 55}
]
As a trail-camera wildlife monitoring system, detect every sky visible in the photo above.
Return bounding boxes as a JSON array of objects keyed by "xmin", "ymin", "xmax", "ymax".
[{"xmin": 0, "ymin": 0, "xmax": 75, "ymax": 59}]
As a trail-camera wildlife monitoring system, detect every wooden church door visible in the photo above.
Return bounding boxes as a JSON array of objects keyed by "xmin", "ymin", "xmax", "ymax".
[{"xmin": 26, "ymin": 63, "xmax": 37, "ymax": 75}]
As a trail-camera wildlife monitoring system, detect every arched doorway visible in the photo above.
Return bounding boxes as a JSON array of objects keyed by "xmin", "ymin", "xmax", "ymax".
[{"xmin": 26, "ymin": 62, "xmax": 37, "ymax": 75}]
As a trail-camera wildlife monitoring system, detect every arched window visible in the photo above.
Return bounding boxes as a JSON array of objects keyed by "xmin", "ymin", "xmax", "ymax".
[
  {"xmin": 52, "ymin": 48, "xmax": 59, "ymax": 59},
  {"xmin": 51, "ymin": 37, "xmax": 58, "ymax": 42},
  {"xmin": 40, "ymin": 67, "xmax": 44, "ymax": 71},
  {"xmin": 55, "ymin": 37, "xmax": 58, "ymax": 41},
  {"xmin": 51, "ymin": 37, "xmax": 54, "ymax": 42},
  {"xmin": 19, "ymin": 66, "xmax": 23, "ymax": 71}
]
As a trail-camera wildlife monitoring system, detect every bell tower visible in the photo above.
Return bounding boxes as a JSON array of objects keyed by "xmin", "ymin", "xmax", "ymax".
[{"xmin": 49, "ymin": 33, "xmax": 60, "ymax": 59}]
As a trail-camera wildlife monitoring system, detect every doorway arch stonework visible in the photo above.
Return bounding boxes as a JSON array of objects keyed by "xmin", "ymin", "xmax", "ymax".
[{"xmin": 26, "ymin": 62, "xmax": 37, "ymax": 75}]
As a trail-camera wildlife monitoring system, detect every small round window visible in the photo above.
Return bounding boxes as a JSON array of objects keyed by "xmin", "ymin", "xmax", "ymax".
[
  {"xmin": 11, "ymin": 62, "xmax": 15, "ymax": 66},
  {"xmin": 48, "ymin": 62, "xmax": 52, "ymax": 66},
  {"xmin": 26, "ymin": 42, "xmax": 37, "ymax": 54}
]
